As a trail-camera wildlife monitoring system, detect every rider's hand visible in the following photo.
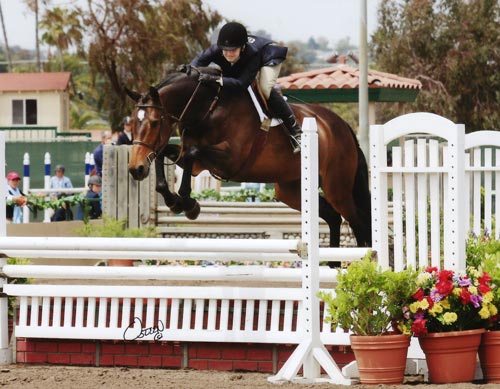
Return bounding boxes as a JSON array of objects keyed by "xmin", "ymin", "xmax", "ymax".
[
  {"xmin": 176, "ymin": 64, "xmax": 192, "ymax": 75},
  {"xmin": 14, "ymin": 195, "xmax": 28, "ymax": 206},
  {"xmin": 198, "ymin": 74, "xmax": 223, "ymax": 86}
]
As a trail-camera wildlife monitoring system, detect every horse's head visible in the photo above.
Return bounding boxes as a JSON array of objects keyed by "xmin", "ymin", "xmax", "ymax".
[
  {"xmin": 126, "ymin": 86, "xmax": 168, "ymax": 180},
  {"xmin": 126, "ymin": 67, "xmax": 221, "ymax": 181}
]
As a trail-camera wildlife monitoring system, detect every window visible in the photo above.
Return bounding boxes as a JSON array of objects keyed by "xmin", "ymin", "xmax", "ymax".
[
  {"xmin": 12, "ymin": 100, "xmax": 23, "ymax": 124},
  {"xmin": 12, "ymin": 99, "xmax": 37, "ymax": 125}
]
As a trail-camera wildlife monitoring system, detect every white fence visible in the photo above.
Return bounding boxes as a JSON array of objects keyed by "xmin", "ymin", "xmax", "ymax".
[
  {"xmin": 1, "ymin": 119, "xmax": 370, "ymax": 383},
  {"xmin": 371, "ymin": 112, "xmax": 500, "ymax": 272}
]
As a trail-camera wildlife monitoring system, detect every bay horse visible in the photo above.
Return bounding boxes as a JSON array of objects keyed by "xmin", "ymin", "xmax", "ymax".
[{"xmin": 126, "ymin": 66, "xmax": 372, "ymax": 251}]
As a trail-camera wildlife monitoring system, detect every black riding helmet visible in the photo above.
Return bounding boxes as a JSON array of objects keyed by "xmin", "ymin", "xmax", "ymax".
[{"xmin": 217, "ymin": 22, "xmax": 248, "ymax": 50}]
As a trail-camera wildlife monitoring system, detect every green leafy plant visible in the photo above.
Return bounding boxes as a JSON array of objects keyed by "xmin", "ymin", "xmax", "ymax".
[
  {"xmin": 466, "ymin": 232, "xmax": 500, "ymax": 331},
  {"xmin": 76, "ymin": 215, "xmax": 159, "ymax": 238},
  {"xmin": 192, "ymin": 188, "xmax": 277, "ymax": 202},
  {"xmin": 318, "ymin": 253, "xmax": 417, "ymax": 336}
]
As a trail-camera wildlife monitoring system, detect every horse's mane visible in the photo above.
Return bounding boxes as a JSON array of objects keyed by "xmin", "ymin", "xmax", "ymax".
[
  {"xmin": 155, "ymin": 72, "xmax": 185, "ymax": 90},
  {"xmin": 155, "ymin": 66, "xmax": 221, "ymax": 90}
]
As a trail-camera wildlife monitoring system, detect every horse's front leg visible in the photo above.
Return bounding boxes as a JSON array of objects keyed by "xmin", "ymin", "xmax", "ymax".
[
  {"xmin": 154, "ymin": 151, "xmax": 183, "ymax": 214},
  {"xmin": 178, "ymin": 149, "xmax": 201, "ymax": 220}
]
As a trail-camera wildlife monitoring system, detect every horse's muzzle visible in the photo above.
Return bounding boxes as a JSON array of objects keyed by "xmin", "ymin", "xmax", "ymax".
[{"xmin": 128, "ymin": 164, "xmax": 149, "ymax": 181}]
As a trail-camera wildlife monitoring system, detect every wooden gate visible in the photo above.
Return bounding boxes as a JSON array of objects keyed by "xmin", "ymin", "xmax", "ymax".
[{"xmin": 101, "ymin": 145, "xmax": 157, "ymax": 228}]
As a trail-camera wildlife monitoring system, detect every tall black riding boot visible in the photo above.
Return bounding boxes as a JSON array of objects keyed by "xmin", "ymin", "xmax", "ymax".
[{"xmin": 267, "ymin": 89, "xmax": 302, "ymax": 154}]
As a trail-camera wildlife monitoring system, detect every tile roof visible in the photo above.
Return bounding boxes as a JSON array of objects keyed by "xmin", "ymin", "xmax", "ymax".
[
  {"xmin": 277, "ymin": 64, "xmax": 422, "ymax": 90},
  {"xmin": 0, "ymin": 72, "xmax": 71, "ymax": 92}
]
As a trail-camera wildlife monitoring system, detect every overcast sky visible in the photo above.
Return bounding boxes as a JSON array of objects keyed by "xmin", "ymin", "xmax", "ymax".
[{"xmin": 1, "ymin": 0, "xmax": 380, "ymax": 50}]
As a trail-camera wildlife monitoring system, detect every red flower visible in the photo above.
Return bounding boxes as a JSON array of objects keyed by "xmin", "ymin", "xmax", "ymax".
[
  {"xmin": 436, "ymin": 280, "xmax": 454, "ymax": 296},
  {"xmin": 478, "ymin": 284, "xmax": 491, "ymax": 294},
  {"xmin": 411, "ymin": 318, "xmax": 428, "ymax": 336},
  {"xmin": 479, "ymin": 272, "xmax": 491, "ymax": 285},
  {"xmin": 425, "ymin": 266, "xmax": 438, "ymax": 273},
  {"xmin": 437, "ymin": 270, "xmax": 454, "ymax": 282},
  {"xmin": 425, "ymin": 295, "xmax": 434, "ymax": 309},
  {"xmin": 459, "ymin": 288, "xmax": 471, "ymax": 305},
  {"xmin": 412, "ymin": 288, "xmax": 425, "ymax": 301}
]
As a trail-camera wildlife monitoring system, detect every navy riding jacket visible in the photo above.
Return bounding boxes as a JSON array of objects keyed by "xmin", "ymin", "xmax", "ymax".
[{"xmin": 191, "ymin": 35, "xmax": 288, "ymax": 90}]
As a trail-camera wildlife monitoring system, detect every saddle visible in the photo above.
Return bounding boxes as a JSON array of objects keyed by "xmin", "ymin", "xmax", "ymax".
[{"xmin": 248, "ymin": 81, "xmax": 282, "ymax": 131}]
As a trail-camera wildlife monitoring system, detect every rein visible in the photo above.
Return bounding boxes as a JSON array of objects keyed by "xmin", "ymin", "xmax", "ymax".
[{"xmin": 133, "ymin": 74, "xmax": 221, "ymax": 166}]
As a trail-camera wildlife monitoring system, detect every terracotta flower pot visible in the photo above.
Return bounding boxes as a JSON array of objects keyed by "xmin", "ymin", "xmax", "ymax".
[
  {"xmin": 418, "ymin": 328, "xmax": 485, "ymax": 384},
  {"xmin": 350, "ymin": 333, "xmax": 410, "ymax": 385},
  {"xmin": 107, "ymin": 259, "xmax": 135, "ymax": 266},
  {"xmin": 479, "ymin": 330, "xmax": 500, "ymax": 383}
]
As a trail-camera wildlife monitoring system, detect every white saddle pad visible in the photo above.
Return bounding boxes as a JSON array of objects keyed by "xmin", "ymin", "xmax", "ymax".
[{"xmin": 247, "ymin": 87, "xmax": 282, "ymax": 127}]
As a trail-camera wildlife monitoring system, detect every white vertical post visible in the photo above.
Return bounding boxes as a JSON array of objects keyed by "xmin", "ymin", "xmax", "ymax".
[
  {"xmin": 370, "ymin": 124, "xmax": 389, "ymax": 269},
  {"xmin": 268, "ymin": 118, "xmax": 352, "ymax": 384},
  {"xmin": 90, "ymin": 153, "xmax": 95, "ymax": 175},
  {"xmin": 22, "ymin": 153, "xmax": 30, "ymax": 223},
  {"xmin": 358, "ymin": 0, "xmax": 369, "ymax": 160},
  {"xmin": 85, "ymin": 152, "xmax": 91, "ymax": 186},
  {"xmin": 301, "ymin": 117, "xmax": 321, "ymax": 378},
  {"xmin": 445, "ymin": 124, "xmax": 466, "ymax": 271},
  {"xmin": 0, "ymin": 131, "xmax": 12, "ymax": 364},
  {"xmin": 43, "ymin": 152, "xmax": 51, "ymax": 222}
]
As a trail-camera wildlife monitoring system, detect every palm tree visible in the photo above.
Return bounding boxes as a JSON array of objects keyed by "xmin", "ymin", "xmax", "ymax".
[
  {"xmin": 0, "ymin": 0, "xmax": 13, "ymax": 71},
  {"xmin": 40, "ymin": 7, "xmax": 83, "ymax": 71},
  {"xmin": 22, "ymin": 0, "xmax": 42, "ymax": 71}
]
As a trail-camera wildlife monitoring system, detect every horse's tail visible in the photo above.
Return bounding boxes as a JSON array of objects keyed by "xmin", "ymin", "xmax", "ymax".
[{"xmin": 350, "ymin": 130, "xmax": 372, "ymax": 246}]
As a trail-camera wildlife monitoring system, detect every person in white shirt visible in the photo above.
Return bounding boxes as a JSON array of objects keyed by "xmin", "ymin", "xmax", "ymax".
[{"xmin": 49, "ymin": 164, "xmax": 73, "ymax": 199}]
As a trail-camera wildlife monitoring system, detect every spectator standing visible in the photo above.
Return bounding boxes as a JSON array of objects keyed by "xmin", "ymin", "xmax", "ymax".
[
  {"xmin": 93, "ymin": 130, "xmax": 113, "ymax": 176},
  {"xmin": 6, "ymin": 171, "xmax": 28, "ymax": 223},
  {"xmin": 116, "ymin": 116, "xmax": 133, "ymax": 146},
  {"xmin": 49, "ymin": 164, "xmax": 74, "ymax": 222},
  {"xmin": 77, "ymin": 175, "xmax": 102, "ymax": 220}
]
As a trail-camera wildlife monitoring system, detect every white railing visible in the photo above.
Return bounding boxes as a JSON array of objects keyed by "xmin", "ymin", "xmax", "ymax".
[
  {"xmin": 1, "ymin": 118, "xmax": 370, "ymax": 384},
  {"xmin": 371, "ymin": 112, "xmax": 500, "ymax": 272}
]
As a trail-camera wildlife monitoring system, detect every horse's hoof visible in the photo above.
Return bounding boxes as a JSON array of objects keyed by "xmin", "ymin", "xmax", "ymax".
[
  {"xmin": 185, "ymin": 202, "xmax": 201, "ymax": 220},
  {"xmin": 169, "ymin": 201, "xmax": 184, "ymax": 214}
]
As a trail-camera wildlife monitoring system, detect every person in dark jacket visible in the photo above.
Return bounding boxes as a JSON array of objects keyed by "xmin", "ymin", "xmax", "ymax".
[
  {"xmin": 116, "ymin": 116, "xmax": 133, "ymax": 146},
  {"xmin": 76, "ymin": 175, "xmax": 102, "ymax": 220},
  {"xmin": 190, "ymin": 22, "xmax": 301, "ymax": 153}
]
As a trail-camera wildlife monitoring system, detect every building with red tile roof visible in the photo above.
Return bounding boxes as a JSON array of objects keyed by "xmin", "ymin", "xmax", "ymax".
[
  {"xmin": 0, "ymin": 72, "xmax": 72, "ymax": 136},
  {"xmin": 278, "ymin": 64, "xmax": 421, "ymax": 103}
]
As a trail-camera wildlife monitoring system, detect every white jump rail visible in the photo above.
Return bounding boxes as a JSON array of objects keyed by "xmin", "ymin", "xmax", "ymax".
[{"xmin": 0, "ymin": 118, "xmax": 369, "ymax": 384}]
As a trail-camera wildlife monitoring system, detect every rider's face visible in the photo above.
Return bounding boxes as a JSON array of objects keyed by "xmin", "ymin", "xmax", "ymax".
[{"xmin": 222, "ymin": 47, "xmax": 242, "ymax": 64}]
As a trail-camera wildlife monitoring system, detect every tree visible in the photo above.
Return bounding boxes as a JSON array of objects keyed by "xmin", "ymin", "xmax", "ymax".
[
  {"xmin": 78, "ymin": 0, "xmax": 221, "ymax": 130},
  {"xmin": 371, "ymin": 0, "xmax": 500, "ymax": 132},
  {"xmin": 22, "ymin": 0, "xmax": 45, "ymax": 72},
  {"xmin": 40, "ymin": 6, "xmax": 83, "ymax": 71},
  {"xmin": 0, "ymin": 0, "xmax": 12, "ymax": 71}
]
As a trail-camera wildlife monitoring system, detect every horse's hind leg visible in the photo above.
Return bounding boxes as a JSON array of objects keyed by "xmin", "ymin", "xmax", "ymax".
[{"xmin": 318, "ymin": 196, "xmax": 343, "ymax": 268}]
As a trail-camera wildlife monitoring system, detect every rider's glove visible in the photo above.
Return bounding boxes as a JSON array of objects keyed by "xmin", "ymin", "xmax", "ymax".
[
  {"xmin": 176, "ymin": 64, "xmax": 192, "ymax": 75},
  {"xmin": 198, "ymin": 73, "xmax": 223, "ymax": 86}
]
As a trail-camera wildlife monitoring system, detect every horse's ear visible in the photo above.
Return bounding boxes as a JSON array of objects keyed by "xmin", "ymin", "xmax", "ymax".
[
  {"xmin": 149, "ymin": 86, "xmax": 161, "ymax": 105},
  {"xmin": 124, "ymin": 86, "xmax": 141, "ymax": 102}
]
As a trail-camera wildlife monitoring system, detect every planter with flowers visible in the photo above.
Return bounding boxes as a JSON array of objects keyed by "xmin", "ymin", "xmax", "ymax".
[
  {"xmin": 469, "ymin": 234, "xmax": 500, "ymax": 383},
  {"xmin": 408, "ymin": 265, "xmax": 496, "ymax": 383},
  {"xmin": 319, "ymin": 253, "xmax": 417, "ymax": 385}
]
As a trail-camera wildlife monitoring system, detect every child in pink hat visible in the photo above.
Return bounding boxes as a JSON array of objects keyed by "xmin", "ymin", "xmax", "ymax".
[{"xmin": 6, "ymin": 171, "xmax": 28, "ymax": 223}]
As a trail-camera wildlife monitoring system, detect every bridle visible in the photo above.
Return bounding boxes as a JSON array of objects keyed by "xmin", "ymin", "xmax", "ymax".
[{"xmin": 132, "ymin": 73, "xmax": 221, "ymax": 166}]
